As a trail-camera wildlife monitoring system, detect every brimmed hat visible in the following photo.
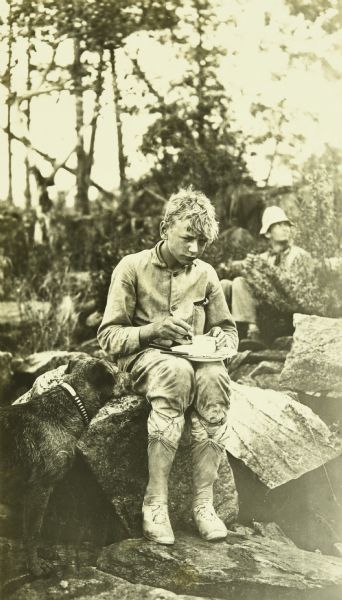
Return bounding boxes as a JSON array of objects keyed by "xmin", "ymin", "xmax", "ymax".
[{"xmin": 260, "ymin": 206, "xmax": 293, "ymax": 235}]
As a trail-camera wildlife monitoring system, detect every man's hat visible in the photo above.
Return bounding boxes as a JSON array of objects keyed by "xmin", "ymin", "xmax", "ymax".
[{"xmin": 260, "ymin": 206, "xmax": 293, "ymax": 235}]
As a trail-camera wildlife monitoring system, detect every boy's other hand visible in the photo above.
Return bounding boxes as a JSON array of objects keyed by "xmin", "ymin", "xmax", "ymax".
[{"xmin": 207, "ymin": 326, "xmax": 229, "ymax": 349}]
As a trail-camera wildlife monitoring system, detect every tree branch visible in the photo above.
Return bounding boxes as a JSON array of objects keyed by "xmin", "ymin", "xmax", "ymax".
[
  {"xmin": 128, "ymin": 53, "xmax": 165, "ymax": 105},
  {"xmin": 3, "ymin": 128, "xmax": 114, "ymax": 198}
]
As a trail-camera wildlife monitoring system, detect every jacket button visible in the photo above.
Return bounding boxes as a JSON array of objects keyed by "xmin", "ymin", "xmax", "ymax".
[{"xmin": 171, "ymin": 305, "xmax": 177, "ymax": 311}]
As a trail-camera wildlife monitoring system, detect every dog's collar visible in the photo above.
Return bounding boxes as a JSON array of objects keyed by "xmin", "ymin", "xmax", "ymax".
[{"xmin": 59, "ymin": 382, "xmax": 90, "ymax": 425}]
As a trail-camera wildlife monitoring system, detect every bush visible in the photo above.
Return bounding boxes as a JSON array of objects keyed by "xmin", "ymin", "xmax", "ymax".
[{"xmin": 15, "ymin": 252, "xmax": 89, "ymax": 354}]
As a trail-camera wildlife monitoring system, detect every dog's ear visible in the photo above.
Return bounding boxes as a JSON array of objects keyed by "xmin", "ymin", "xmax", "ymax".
[
  {"xmin": 88, "ymin": 360, "xmax": 115, "ymax": 387},
  {"xmin": 65, "ymin": 356, "xmax": 80, "ymax": 374}
]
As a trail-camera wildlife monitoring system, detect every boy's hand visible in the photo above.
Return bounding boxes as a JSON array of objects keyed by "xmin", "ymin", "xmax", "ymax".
[
  {"xmin": 207, "ymin": 326, "xmax": 229, "ymax": 350},
  {"xmin": 153, "ymin": 316, "xmax": 193, "ymax": 343}
]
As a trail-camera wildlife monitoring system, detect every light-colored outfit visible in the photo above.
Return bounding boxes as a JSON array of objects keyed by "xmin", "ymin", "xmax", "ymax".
[
  {"xmin": 98, "ymin": 241, "xmax": 238, "ymax": 453},
  {"xmin": 221, "ymin": 244, "xmax": 310, "ymax": 323}
]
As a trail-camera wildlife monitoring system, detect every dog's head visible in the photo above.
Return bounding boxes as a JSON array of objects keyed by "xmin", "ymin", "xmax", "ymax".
[{"xmin": 65, "ymin": 356, "xmax": 117, "ymax": 406}]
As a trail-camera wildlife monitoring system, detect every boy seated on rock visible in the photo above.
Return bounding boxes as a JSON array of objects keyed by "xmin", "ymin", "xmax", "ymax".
[
  {"xmin": 98, "ymin": 187, "xmax": 238, "ymax": 545},
  {"xmin": 220, "ymin": 206, "xmax": 310, "ymax": 350}
]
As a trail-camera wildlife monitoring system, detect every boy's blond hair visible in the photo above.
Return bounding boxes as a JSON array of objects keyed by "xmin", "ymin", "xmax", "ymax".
[{"xmin": 163, "ymin": 187, "xmax": 219, "ymax": 243}]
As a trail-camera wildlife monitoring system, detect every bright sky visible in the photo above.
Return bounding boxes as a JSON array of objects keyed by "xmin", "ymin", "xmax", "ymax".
[{"xmin": 0, "ymin": 0, "xmax": 341, "ymax": 206}]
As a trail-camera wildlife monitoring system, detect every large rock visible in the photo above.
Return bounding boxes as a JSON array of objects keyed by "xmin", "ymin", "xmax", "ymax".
[
  {"xmin": 231, "ymin": 452, "xmax": 342, "ymax": 555},
  {"xmin": 98, "ymin": 531, "xmax": 342, "ymax": 600},
  {"xmin": 4, "ymin": 566, "xmax": 213, "ymax": 600},
  {"xmin": 14, "ymin": 350, "xmax": 90, "ymax": 378},
  {"xmin": 79, "ymin": 396, "xmax": 238, "ymax": 537},
  {"xmin": 0, "ymin": 536, "xmax": 98, "ymax": 590},
  {"xmin": 280, "ymin": 314, "xmax": 342, "ymax": 394},
  {"xmin": 78, "ymin": 379, "xmax": 342, "ymax": 536},
  {"xmin": 225, "ymin": 382, "xmax": 342, "ymax": 488}
]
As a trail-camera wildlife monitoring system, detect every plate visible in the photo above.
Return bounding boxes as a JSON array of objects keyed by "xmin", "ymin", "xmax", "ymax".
[{"xmin": 171, "ymin": 345, "xmax": 236, "ymax": 362}]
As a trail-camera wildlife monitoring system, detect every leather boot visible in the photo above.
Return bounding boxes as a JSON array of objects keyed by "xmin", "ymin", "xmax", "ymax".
[
  {"xmin": 192, "ymin": 440, "xmax": 228, "ymax": 541},
  {"xmin": 143, "ymin": 438, "xmax": 176, "ymax": 545}
]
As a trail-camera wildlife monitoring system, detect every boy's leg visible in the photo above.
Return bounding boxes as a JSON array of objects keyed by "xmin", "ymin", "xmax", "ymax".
[
  {"xmin": 191, "ymin": 362, "xmax": 233, "ymax": 541},
  {"xmin": 131, "ymin": 350, "xmax": 195, "ymax": 544}
]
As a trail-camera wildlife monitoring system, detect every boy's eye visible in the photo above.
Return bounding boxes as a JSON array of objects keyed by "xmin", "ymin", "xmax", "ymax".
[{"xmin": 183, "ymin": 237, "xmax": 207, "ymax": 245}]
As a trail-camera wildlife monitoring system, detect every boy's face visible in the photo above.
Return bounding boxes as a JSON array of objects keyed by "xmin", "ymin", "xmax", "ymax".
[
  {"xmin": 266, "ymin": 221, "xmax": 292, "ymax": 243},
  {"xmin": 161, "ymin": 218, "xmax": 208, "ymax": 268}
]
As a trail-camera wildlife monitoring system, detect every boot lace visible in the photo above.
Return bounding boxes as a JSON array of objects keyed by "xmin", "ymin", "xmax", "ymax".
[
  {"xmin": 149, "ymin": 504, "xmax": 169, "ymax": 525},
  {"xmin": 194, "ymin": 503, "xmax": 219, "ymax": 523}
]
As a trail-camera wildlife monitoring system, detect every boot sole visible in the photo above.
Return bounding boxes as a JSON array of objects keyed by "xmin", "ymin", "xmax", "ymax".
[
  {"xmin": 144, "ymin": 531, "xmax": 175, "ymax": 545},
  {"xmin": 200, "ymin": 531, "xmax": 228, "ymax": 542}
]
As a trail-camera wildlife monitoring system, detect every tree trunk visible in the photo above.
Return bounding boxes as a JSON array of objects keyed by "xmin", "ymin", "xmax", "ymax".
[
  {"xmin": 24, "ymin": 26, "xmax": 33, "ymax": 209},
  {"xmin": 73, "ymin": 37, "xmax": 89, "ymax": 214},
  {"xmin": 84, "ymin": 49, "xmax": 104, "ymax": 198},
  {"xmin": 7, "ymin": 0, "xmax": 13, "ymax": 204},
  {"xmin": 109, "ymin": 47, "xmax": 126, "ymax": 191},
  {"xmin": 193, "ymin": 0, "xmax": 206, "ymax": 149}
]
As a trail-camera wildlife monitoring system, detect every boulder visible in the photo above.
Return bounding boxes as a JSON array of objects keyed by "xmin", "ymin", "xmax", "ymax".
[
  {"xmin": 229, "ymin": 448, "xmax": 342, "ymax": 555},
  {"xmin": 0, "ymin": 536, "xmax": 98, "ymax": 591},
  {"xmin": 78, "ymin": 379, "xmax": 342, "ymax": 535},
  {"xmin": 14, "ymin": 350, "xmax": 89, "ymax": 378},
  {"xmin": 0, "ymin": 351, "xmax": 12, "ymax": 406},
  {"xmin": 4, "ymin": 566, "xmax": 213, "ymax": 600},
  {"xmin": 98, "ymin": 531, "xmax": 342, "ymax": 600},
  {"xmin": 247, "ymin": 350, "xmax": 288, "ymax": 364},
  {"xmin": 271, "ymin": 336, "xmax": 293, "ymax": 351},
  {"xmin": 241, "ymin": 360, "xmax": 284, "ymax": 389},
  {"xmin": 79, "ymin": 396, "xmax": 238, "ymax": 537},
  {"xmin": 280, "ymin": 314, "xmax": 342, "ymax": 395},
  {"xmin": 225, "ymin": 382, "xmax": 342, "ymax": 488}
]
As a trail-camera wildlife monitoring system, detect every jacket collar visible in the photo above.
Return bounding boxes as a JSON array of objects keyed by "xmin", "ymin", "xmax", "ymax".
[{"xmin": 151, "ymin": 241, "xmax": 198, "ymax": 271}]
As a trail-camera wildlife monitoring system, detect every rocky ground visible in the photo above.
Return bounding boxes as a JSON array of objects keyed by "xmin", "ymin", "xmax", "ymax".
[{"xmin": 0, "ymin": 313, "xmax": 342, "ymax": 599}]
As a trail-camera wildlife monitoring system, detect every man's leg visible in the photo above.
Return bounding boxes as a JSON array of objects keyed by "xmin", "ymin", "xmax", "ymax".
[
  {"xmin": 131, "ymin": 350, "xmax": 194, "ymax": 544},
  {"xmin": 220, "ymin": 279, "xmax": 232, "ymax": 310},
  {"xmin": 191, "ymin": 362, "xmax": 234, "ymax": 541},
  {"xmin": 222, "ymin": 277, "xmax": 264, "ymax": 349}
]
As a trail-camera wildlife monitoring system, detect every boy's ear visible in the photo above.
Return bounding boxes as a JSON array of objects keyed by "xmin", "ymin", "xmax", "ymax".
[{"xmin": 160, "ymin": 221, "xmax": 167, "ymax": 240}]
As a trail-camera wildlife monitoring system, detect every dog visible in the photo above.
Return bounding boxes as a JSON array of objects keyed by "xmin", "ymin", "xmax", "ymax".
[{"xmin": 0, "ymin": 356, "xmax": 116, "ymax": 577}]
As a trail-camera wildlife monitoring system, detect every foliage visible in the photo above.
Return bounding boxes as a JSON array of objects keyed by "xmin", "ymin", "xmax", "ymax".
[
  {"xmin": 15, "ymin": 250, "xmax": 90, "ymax": 354},
  {"xmin": 90, "ymin": 224, "xmax": 159, "ymax": 312},
  {"xmin": 285, "ymin": 0, "xmax": 342, "ymax": 32},
  {"xmin": 132, "ymin": 0, "xmax": 253, "ymax": 216},
  {"xmin": 296, "ymin": 160, "xmax": 342, "ymax": 254},
  {"xmin": 10, "ymin": 0, "xmax": 181, "ymax": 51}
]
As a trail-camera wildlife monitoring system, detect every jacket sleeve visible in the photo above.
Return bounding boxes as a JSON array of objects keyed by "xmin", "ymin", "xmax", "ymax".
[
  {"xmin": 97, "ymin": 256, "xmax": 141, "ymax": 357},
  {"xmin": 205, "ymin": 266, "xmax": 239, "ymax": 353}
]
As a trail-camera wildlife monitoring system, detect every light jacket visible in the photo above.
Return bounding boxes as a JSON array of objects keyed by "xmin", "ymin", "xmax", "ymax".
[{"xmin": 98, "ymin": 241, "xmax": 238, "ymax": 370}]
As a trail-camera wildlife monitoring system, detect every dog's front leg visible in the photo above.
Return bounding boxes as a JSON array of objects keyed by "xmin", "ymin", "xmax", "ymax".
[{"xmin": 23, "ymin": 483, "xmax": 54, "ymax": 577}]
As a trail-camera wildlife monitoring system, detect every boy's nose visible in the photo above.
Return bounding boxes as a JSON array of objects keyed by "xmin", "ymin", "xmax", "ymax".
[{"xmin": 188, "ymin": 240, "xmax": 198, "ymax": 254}]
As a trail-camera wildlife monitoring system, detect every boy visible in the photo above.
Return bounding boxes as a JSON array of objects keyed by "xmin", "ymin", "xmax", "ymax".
[{"xmin": 98, "ymin": 188, "xmax": 238, "ymax": 545}]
